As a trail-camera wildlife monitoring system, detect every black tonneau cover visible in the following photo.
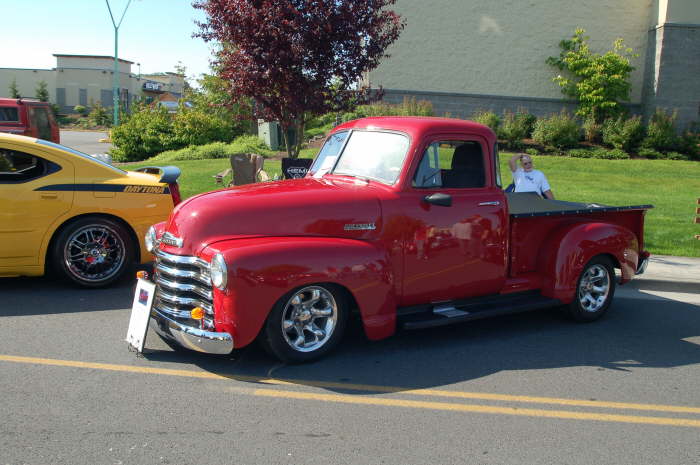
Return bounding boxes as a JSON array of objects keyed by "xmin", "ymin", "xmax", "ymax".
[{"xmin": 506, "ymin": 192, "xmax": 653, "ymax": 218}]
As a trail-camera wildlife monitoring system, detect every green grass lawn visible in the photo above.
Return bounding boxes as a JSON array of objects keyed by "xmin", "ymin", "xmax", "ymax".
[{"xmin": 124, "ymin": 151, "xmax": 700, "ymax": 257}]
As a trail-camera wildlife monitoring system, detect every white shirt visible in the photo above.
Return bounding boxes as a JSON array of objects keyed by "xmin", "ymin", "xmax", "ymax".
[{"xmin": 512, "ymin": 168, "xmax": 551, "ymax": 194}]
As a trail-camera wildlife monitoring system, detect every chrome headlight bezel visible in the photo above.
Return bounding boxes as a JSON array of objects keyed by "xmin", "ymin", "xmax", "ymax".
[
  {"xmin": 145, "ymin": 226, "xmax": 157, "ymax": 253},
  {"xmin": 210, "ymin": 253, "xmax": 228, "ymax": 290}
]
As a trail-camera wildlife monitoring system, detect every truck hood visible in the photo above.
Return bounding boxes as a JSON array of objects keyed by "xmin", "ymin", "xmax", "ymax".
[{"xmin": 161, "ymin": 177, "xmax": 383, "ymax": 255}]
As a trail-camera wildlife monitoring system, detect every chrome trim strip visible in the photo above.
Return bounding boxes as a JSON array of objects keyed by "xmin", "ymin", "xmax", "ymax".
[
  {"xmin": 156, "ymin": 262, "xmax": 212, "ymax": 285},
  {"xmin": 155, "ymin": 249, "xmax": 210, "ymax": 270},
  {"xmin": 151, "ymin": 309, "xmax": 233, "ymax": 354},
  {"xmin": 154, "ymin": 301, "xmax": 193, "ymax": 319},
  {"xmin": 157, "ymin": 289, "xmax": 213, "ymax": 314},
  {"xmin": 155, "ymin": 275, "xmax": 213, "ymax": 300}
]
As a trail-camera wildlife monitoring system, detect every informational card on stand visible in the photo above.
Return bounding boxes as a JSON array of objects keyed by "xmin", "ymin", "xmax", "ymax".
[{"xmin": 126, "ymin": 279, "xmax": 156, "ymax": 353}]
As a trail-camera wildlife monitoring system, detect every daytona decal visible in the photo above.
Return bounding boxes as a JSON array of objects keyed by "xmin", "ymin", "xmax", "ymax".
[{"xmin": 34, "ymin": 184, "xmax": 170, "ymax": 194}]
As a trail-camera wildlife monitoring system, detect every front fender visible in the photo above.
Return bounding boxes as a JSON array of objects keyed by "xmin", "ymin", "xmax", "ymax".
[
  {"xmin": 206, "ymin": 237, "xmax": 396, "ymax": 348},
  {"xmin": 538, "ymin": 222, "xmax": 639, "ymax": 303}
]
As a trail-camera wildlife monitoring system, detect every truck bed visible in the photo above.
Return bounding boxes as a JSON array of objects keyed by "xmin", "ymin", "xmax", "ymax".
[
  {"xmin": 506, "ymin": 193, "xmax": 653, "ymax": 278},
  {"xmin": 506, "ymin": 192, "xmax": 653, "ymax": 218}
]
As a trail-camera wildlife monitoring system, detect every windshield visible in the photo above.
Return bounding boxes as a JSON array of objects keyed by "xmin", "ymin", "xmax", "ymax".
[{"xmin": 312, "ymin": 130, "xmax": 410, "ymax": 185}]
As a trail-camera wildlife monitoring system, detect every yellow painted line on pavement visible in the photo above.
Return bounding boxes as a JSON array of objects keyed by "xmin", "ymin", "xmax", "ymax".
[
  {"xmin": 253, "ymin": 389, "xmax": 700, "ymax": 428},
  {"xmin": 2, "ymin": 354, "xmax": 700, "ymax": 426}
]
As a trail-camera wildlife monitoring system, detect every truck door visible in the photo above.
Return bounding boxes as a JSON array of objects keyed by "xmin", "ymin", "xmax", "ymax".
[
  {"xmin": 398, "ymin": 137, "xmax": 507, "ymax": 306},
  {"xmin": 0, "ymin": 144, "xmax": 74, "ymax": 267}
]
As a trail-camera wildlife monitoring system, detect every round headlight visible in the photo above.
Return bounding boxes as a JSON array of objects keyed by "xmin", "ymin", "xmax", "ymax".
[
  {"xmin": 210, "ymin": 253, "xmax": 228, "ymax": 290},
  {"xmin": 145, "ymin": 226, "xmax": 157, "ymax": 253}
]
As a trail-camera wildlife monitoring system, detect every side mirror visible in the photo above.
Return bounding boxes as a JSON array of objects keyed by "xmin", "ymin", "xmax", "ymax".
[{"xmin": 423, "ymin": 193, "xmax": 452, "ymax": 207}]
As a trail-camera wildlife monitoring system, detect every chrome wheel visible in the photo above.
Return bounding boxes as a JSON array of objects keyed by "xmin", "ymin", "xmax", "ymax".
[
  {"xmin": 577, "ymin": 264, "xmax": 611, "ymax": 313},
  {"xmin": 63, "ymin": 224, "xmax": 126, "ymax": 284},
  {"xmin": 281, "ymin": 286, "xmax": 338, "ymax": 353}
]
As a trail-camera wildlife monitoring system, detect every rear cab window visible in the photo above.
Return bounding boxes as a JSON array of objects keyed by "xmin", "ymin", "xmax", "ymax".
[{"xmin": 0, "ymin": 107, "xmax": 20, "ymax": 123}]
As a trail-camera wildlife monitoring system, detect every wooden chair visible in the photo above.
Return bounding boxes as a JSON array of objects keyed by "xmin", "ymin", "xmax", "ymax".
[{"xmin": 214, "ymin": 153, "xmax": 269, "ymax": 187}]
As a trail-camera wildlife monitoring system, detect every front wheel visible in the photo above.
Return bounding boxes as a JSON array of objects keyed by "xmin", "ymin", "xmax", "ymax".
[
  {"xmin": 261, "ymin": 284, "xmax": 349, "ymax": 363},
  {"xmin": 51, "ymin": 217, "xmax": 134, "ymax": 288},
  {"xmin": 566, "ymin": 256, "xmax": 616, "ymax": 322}
]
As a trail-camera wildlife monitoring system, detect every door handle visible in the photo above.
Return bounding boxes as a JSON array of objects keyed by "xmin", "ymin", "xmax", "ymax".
[
  {"xmin": 40, "ymin": 193, "xmax": 58, "ymax": 199},
  {"xmin": 478, "ymin": 201, "xmax": 500, "ymax": 206}
]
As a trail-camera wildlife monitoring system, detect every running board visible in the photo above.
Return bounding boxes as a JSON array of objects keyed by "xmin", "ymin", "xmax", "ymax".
[{"xmin": 398, "ymin": 291, "xmax": 562, "ymax": 330}]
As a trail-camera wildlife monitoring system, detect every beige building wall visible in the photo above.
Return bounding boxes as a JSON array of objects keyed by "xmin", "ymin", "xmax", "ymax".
[
  {"xmin": 0, "ymin": 69, "xmax": 55, "ymax": 100},
  {"xmin": 369, "ymin": 0, "xmax": 655, "ymax": 104}
]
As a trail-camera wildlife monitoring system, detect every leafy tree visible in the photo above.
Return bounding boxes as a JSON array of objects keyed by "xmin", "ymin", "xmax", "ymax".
[
  {"xmin": 174, "ymin": 61, "xmax": 193, "ymax": 95},
  {"xmin": 9, "ymin": 78, "xmax": 20, "ymax": 98},
  {"xmin": 35, "ymin": 80, "xmax": 50, "ymax": 102},
  {"xmin": 194, "ymin": 0, "xmax": 405, "ymax": 157},
  {"xmin": 547, "ymin": 28, "xmax": 637, "ymax": 122}
]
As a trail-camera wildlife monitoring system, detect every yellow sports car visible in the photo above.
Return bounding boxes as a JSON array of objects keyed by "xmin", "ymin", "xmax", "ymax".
[{"xmin": 0, "ymin": 133, "xmax": 181, "ymax": 287}]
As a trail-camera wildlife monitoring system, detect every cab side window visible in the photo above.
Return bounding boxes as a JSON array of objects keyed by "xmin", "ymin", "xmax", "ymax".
[
  {"xmin": 0, "ymin": 149, "xmax": 55, "ymax": 183},
  {"xmin": 413, "ymin": 140, "xmax": 485, "ymax": 189}
]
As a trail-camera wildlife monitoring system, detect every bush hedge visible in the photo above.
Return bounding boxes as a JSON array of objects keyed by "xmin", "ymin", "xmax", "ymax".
[
  {"xmin": 532, "ymin": 112, "xmax": 580, "ymax": 150},
  {"xmin": 146, "ymin": 135, "xmax": 273, "ymax": 163}
]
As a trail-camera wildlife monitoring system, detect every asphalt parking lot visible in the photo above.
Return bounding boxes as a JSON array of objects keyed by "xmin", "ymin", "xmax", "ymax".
[
  {"xmin": 60, "ymin": 130, "xmax": 112, "ymax": 155},
  {"xmin": 1, "ymin": 256, "xmax": 699, "ymax": 465}
]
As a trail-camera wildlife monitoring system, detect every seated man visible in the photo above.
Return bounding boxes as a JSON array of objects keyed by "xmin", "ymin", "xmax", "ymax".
[{"xmin": 508, "ymin": 153, "xmax": 554, "ymax": 199}]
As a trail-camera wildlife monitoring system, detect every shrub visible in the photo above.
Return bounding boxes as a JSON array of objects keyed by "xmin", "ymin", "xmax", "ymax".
[
  {"xmin": 582, "ymin": 116, "xmax": 602, "ymax": 143},
  {"xmin": 341, "ymin": 97, "xmax": 434, "ymax": 121},
  {"xmin": 147, "ymin": 135, "xmax": 273, "ymax": 162},
  {"xmin": 592, "ymin": 148, "xmax": 629, "ymax": 159},
  {"xmin": 531, "ymin": 111, "xmax": 580, "ymax": 149},
  {"xmin": 88, "ymin": 102, "xmax": 112, "ymax": 127},
  {"xmin": 642, "ymin": 109, "xmax": 678, "ymax": 152},
  {"xmin": 110, "ymin": 104, "xmax": 178, "ymax": 162},
  {"xmin": 499, "ymin": 109, "xmax": 535, "ymax": 148},
  {"xmin": 172, "ymin": 107, "xmax": 236, "ymax": 147},
  {"xmin": 663, "ymin": 151, "xmax": 689, "ymax": 161},
  {"xmin": 472, "ymin": 110, "xmax": 500, "ymax": 133},
  {"xmin": 525, "ymin": 148, "xmax": 539, "ymax": 156},
  {"xmin": 73, "ymin": 105, "xmax": 87, "ymax": 115},
  {"xmin": 678, "ymin": 131, "xmax": 700, "ymax": 159},
  {"xmin": 602, "ymin": 115, "xmax": 644, "ymax": 152},
  {"xmin": 568, "ymin": 148, "xmax": 594, "ymax": 158},
  {"xmin": 638, "ymin": 147, "xmax": 662, "ymax": 159}
]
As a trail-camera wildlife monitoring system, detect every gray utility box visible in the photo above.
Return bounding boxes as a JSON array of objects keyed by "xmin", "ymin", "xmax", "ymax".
[{"xmin": 257, "ymin": 120, "xmax": 296, "ymax": 151}]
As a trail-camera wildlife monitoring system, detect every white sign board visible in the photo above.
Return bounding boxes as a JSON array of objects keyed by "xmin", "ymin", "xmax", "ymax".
[{"xmin": 126, "ymin": 279, "xmax": 156, "ymax": 353}]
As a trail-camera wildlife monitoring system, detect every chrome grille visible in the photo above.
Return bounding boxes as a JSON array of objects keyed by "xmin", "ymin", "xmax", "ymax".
[{"xmin": 153, "ymin": 248, "xmax": 214, "ymax": 329}]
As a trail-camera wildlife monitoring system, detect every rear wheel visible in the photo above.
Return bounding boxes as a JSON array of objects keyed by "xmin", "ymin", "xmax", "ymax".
[
  {"xmin": 261, "ymin": 284, "xmax": 348, "ymax": 363},
  {"xmin": 567, "ymin": 256, "xmax": 616, "ymax": 322},
  {"xmin": 51, "ymin": 217, "xmax": 134, "ymax": 288}
]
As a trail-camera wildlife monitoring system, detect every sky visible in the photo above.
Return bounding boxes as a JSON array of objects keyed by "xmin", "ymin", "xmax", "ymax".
[{"xmin": 0, "ymin": 0, "xmax": 214, "ymax": 82}]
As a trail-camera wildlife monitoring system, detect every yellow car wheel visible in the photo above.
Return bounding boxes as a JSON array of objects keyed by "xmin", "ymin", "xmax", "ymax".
[{"xmin": 51, "ymin": 216, "xmax": 134, "ymax": 288}]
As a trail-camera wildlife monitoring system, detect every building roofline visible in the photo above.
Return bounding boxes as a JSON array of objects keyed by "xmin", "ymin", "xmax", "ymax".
[{"xmin": 53, "ymin": 54, "xmax": 134, "ymax": 64}]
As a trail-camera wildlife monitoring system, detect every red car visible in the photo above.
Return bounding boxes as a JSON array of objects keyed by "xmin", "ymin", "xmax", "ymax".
[
  {"xmin": 138, "ymin": 117, "xmax": 652, "ymax": 362},
  {"xmin": 0, "ymin": 98, "xmax": 60, "ymax": 143}
]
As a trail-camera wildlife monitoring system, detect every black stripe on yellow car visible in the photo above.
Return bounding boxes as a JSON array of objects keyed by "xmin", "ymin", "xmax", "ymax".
[{"xmin": 34, "ymin": 184, "xmax": 170, "ymax": 194}]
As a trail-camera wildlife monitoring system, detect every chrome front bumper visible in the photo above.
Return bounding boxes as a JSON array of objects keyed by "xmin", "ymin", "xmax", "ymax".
[
  {"xmin": 636, "ymin": 257, "xmax": 650, "ymax": 275},
  {"xmin": 150, "ymin": 309, "xmax": 234, "ymax": 354}
]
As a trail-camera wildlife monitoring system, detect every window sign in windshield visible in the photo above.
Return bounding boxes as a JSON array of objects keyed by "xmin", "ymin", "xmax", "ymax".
[
  {"xmin": 310, "ymin": 131, "xmax": 349, "ymax": 177},
  {"xmin": 332, "ymin": 131, "xmax": 409, "ymax": 184}
]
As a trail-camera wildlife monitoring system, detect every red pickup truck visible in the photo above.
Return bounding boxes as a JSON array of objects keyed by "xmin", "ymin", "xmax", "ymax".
[{"xmin": 142, "ymin": 117, "xmax": 652, "ymax": 362}]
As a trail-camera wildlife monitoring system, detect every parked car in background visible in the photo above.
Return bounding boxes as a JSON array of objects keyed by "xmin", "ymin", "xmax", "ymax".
[
  {"xmin": 0, "ymin": 133, "xmax": 181, "ymax": 287},
  {"xmin": 0, "ymin": 98, "xmax": 59, "ymax": 143}
]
